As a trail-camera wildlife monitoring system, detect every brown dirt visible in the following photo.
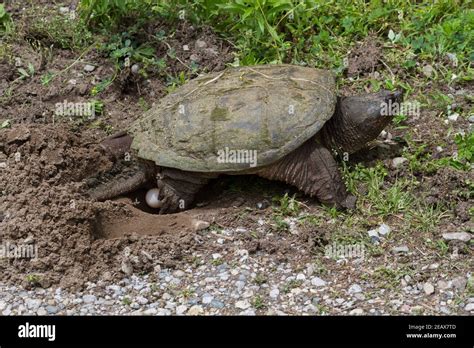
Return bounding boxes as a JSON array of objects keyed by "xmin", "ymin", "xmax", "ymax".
[{"xmin": 346, "ymin": 36, "xmax": 382, "ymax": 77}]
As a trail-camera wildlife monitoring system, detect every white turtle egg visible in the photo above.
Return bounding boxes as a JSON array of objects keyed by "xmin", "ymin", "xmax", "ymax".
[{"xmin": 145, "ymin": 188, "xmax": 161, "ymax": 208}]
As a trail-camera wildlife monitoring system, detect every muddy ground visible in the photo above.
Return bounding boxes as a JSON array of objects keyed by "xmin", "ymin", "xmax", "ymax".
[{"xmin": 0, "ymin": 1, "xmax": 472, "ymax": 315}]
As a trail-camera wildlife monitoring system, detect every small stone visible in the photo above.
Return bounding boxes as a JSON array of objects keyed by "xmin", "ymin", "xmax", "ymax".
[
  {"xmin": 448, "ymin": 113, "xmax": 459, "ymax": 122},
  {"xmin": 349, "ymin": 308, "xmax": 364, "ymax": 315},
  {"xmin": 37, "ymin": 307, "xmax": 47, "ymax": 316},
  {"xmin": 173, "ymin": 270, "xmax": 185, "ymax": 278},
  {"xmin": 195, "ymin": 40, "xmax": 207, "ymax": 49},
  {"xmin": 446, "ymin": 53, "xmax": 458, "ymax": 66},
  {"xmin": 378, "ymin": 223, "xmax": 391, "ymax": 236},
  {"xmin": 202, "ymin": 293, "xmax": 213, "ymax": 304},
  {"xmin": 422, "ymin": 65, "xmax": 434, "ymax": 78},
  {"xmin": 468, "ymin": 115, "xmax": 474, "ymax": 123},
  {"xmin": 121, "ymin": 260, "xmax": 133, "ymax": 275},
  {"xmin": 182, "ymin": 44, "xmax": 190, "ymax": 51},
  {"xmin": 189, "ymin": 54, "xmax": 200, "ymax": 62},
  {"xmin": 193, "ymin": 220, "xmax": 210, "ymax": 231},
  {"xmin": 83, "ymin": 64, "xmax": 96, "ymax": 72},
  {"xmin": 212, "ymin": 253, "xmax": 222, "ymax": 260},
  {"xmin": 437, "ymin": 280, "xmax": 451, "ymax": 290},
  {"xmin": 131, "ymin": 64, "xmax": 140, "ymax": 74},
  {"xmin": 210, "ymin": 300, "xmax": 224, "ymax": 309},
  {"xmin": 46, "ymin": 305, "xmax": 58, "ymax": 314},
  {"xmin": 311, "ymin": 277, "xmax": 327, "ymax": 287},
  {"xmin": 176, "ymin": 305, "xmax": 187, "ymax": 315},
  {"xmin": 296, "ymin": 273, "xmax": 306, "ymax": 281},
  {"xmin": 269, "ymin": 289, "xmax": 279, "ymax": 298},
  {"xmin": 428, "ymin": 263, "xmax": 439, "ymax": 270},
  {"xmin": 188, "ymin": 305, "xmax": 203, "ymax": 315},
  {"xmin": 349, "ymin": 284, "xmax": 362, "ymax": 294},
  {"xmin": 136, "ymin": 296, "xmax": 148, "ymax": 305},
  {"xmin": 59, "ymin": 6, "xmax": 70, "ymax": 13},
  {"xmin": 235, "ymin": 300, "xmax": 251, "ymax": 310},
  {"xmin": 464, "ymin": 303, "xmax": 474, "ymax": 312},
  {"xmin": 144, "ymin": 308, "xmax": 157, "ymax": 315},
  {"xmin": 368, "ymin": 229, "xmax": 379, "ymax": 238},
  {"xmin": 391, "ymin": 157, "xmax": 408, "ymax": 169},
  {"xmin": 392, "ymin": 246, "xmax": 409, "ymax": 254},
  {"xmin": 451, "ymin": 277, "xmax": 467, "ymax": 291},
  {"xmin": 442, "ymin": 232, "xmax": 471, "ymax": 242},
  {"xmin": 83, "ymin": 295, "xmax": 97, "ymax": 304},
  {"xmin": 423, "ymin": 282, "xmax": 435, "ymax": 295}
]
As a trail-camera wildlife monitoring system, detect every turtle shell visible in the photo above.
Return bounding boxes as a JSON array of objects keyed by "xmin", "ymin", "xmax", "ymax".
[{"xmin": 130, "ymin": 64, "xmax": 336, "ymax": 172}]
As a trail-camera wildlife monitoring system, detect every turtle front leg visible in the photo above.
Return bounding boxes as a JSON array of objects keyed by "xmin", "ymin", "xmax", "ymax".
[
  {"xmin": 257, "ymin": 138, "xmax": 356, "ymax": 209},
  {"xmin": 154, "ymin": 168, "xmax": 216, "ymax": 214}
]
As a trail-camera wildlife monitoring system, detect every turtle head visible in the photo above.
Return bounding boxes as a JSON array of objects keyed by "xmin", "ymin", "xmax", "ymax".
[{"xmin": 321, "ymin": 90, "xmax": 402, "ymax": 154}]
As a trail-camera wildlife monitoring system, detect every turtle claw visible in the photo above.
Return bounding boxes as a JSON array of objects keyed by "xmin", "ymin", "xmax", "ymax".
[{"xmin": 154, "ymin": 181, "xmax": 185, "ymax": 214}]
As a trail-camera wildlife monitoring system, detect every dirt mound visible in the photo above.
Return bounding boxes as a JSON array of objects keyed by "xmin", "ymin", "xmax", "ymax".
[{"xmin": 0, "ymin": 125, "xmax": 199, "ymax": 289}]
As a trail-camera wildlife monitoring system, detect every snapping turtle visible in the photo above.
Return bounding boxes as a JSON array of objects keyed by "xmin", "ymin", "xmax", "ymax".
[{"xmin": 91, "ymin": 65, "xmax": 401, "ymax": 213}]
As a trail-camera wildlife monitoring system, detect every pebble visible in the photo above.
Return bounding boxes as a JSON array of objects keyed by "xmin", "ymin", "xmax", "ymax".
[
  {"xmin": 349, "ymin": 308, "xmax": 364, "ymax": 315},
  {"xmin": 176, "ymin": 305, "xmax": 188, "ymax": 315},
  {"xmin": 182, "ymin": 44, "xmax": 190, "ymax": 51},
  {"xmin": 235, "ymin": 300, "xmax": 251, "ymax": 310},
  {"xmin": 37, "ymin": 307, "xmax": 47, "ymax": 316},
  {"xmin": 392, "ymin": 246, "xmax": 409, "ymax": 254},
  {"xmin": 348, "ymin": 284, "xmax": 362, "ymax": 294},
  {"xmin": 378, "ymin": 224, "xmax": 391, "ymax": 236},
  {"xmin": 121, "ymin": 260, "xmax": 134, "ymax": 275},
  {"xmin": 447, "ymin": 113, "xmax": 459, "ymax": 122},
  {"xmin": 46, "ymin": 305, "xmax": 58, "ymax": 314},
  {"xmin": 83, "ymin": 64, "xmax": 96, "ymax": 72},
  {"xmin": 451, "ymin": 277, "xmax": 467, "ymax": 291},
  {"xmin": 468, "ymin": 115, "xmax": 474, "ymax": 123},
  {"xmin": 311, "ymin": 277, "xmax": 327, "ymax": 287},
  {"xmin": 210, "ymin": 300, "xmax": 224, "ymax": 309},
  {"xmin": 391, "ymin": 157, "xmax": 408, "ymax": 169},
  {"xmin": 437, "ymin": 280, "xmax": 451, "ymax": 290},
  {"xmin": 202, "ymin": 293, "xmax": 214, "ymax": 304},
  {"xmin": 270, "ymin": 289, "xmax": 279, "ymax": 298},
  {"xmin": 188, "ymin": 305, "xmax": 204, "ymax": 315},
  {"xmin": 368, "ymin": 229, "xmax": 379, "ymax": 238},
  {"xmin": 136, "ymin": 296, "xmax": 148, "ymax": 305},
  {"xmin": 194, "ymin": 220, "xmax": 210, "ymax": 231},
  {"xmin": 442, "ymin": 232, "xmax": 471, "ymax": 242},
  {"xmin": 423, "ymin": 283, "xmax": 435, "ymax": 295},
  {"xmin": 131, "ymin": 64, "xmax": 140, "ymax": 74},
  {"xmin": 144, "ymin": 308, "xmax": 157, "ymax": 315},
  {"xmin": 465, "ymin": 303, "xmax": 474, "ymax": 312},
  {"xmin": 195, "ymin": 40, "xmax": 207, "ymax": 49},
  {"xmin": 83, "ymin": 295, "xmax": 97, "ymax": 304},
  {"xmin": 422, "ymin": 65, "xmax": 434, "ymax": 78}
]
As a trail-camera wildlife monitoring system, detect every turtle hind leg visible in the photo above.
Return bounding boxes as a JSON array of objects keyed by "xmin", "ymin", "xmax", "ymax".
[
  {"xmin": 87, "ymin": 161, "xmax": 154, "ymax": 202},
  {"xmin": 155, "ymin": 168, "xmax": 217, "ymax": 214},
  {"xmin": 256, "ymin": 138, "xmax": 356, "ymax": 209}
]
